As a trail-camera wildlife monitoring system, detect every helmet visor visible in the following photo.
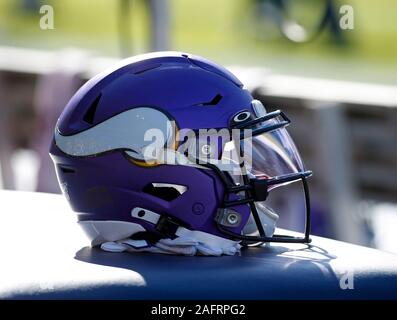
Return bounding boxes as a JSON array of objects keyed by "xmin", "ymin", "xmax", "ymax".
[
  {"xmin": 221, "ymin": 115, "xmax": 305, "ymax": 189},
  {"xmin": 243, "ymin": 127, "xmax": 305, "ymax": 178}
]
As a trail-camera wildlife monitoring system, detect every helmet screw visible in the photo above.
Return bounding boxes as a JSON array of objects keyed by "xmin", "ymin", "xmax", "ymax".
[
  {"xmin": 227, "ymin": 213, "xmax": 239, "ymax": 225},
  {"xmin": 192, "ymin": 202, "xmax": 205, "ymax": 215},
  {"xmin": 233, "ymin": 111, "xmax": 251, "ymax": 123},
  {"xmin": 201, "ymin": 144, "xmax": 211, "ymax": 155}
]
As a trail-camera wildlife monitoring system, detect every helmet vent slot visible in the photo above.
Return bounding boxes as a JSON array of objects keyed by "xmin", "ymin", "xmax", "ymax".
[
  {"xmin": 143, "ymin": 183, "xmax": 187, "ymax": 201},
  {"xmin": 131, "ymin": 63, "xmax": 162, "ymax": 74},
  {"xmin": 58, "ymin": 165, "xmax": 75, "ymax": 174},
  {"xmin": 194, "ymin": 94, "xmax": 223, "ymax": 106},
  {"xmin": 83, "ymin": 93, "xmax": 102, "ymax": 124}
]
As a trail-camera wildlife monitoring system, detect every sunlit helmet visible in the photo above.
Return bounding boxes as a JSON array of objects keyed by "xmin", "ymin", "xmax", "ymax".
[{"xmin": 50, "ymin": 52, "xmax": 312, "ymax": 254}]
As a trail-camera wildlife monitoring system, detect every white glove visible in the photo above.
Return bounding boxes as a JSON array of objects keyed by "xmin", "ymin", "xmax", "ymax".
[{"xmin": 100, "ymin": 235, "xmax": 241, "ymax": 256}]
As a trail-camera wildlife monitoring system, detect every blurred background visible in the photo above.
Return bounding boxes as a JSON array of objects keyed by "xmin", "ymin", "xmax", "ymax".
[{"xmin": 0, "ymin": 0, "xmax": 396, "ymax": 252}]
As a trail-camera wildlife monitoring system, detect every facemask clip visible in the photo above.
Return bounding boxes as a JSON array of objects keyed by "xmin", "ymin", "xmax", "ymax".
[{"xmin": 249, "ymin": 179, "xmax": 269, "ymax": 201}]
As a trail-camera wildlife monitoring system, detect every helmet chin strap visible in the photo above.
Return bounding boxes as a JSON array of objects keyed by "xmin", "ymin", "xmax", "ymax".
[
  {"xmin": 97, "ymin": 203, "xmax": 279, "ymax": 255},
  {"xmin": 99, "ymin": 207, "xmax": 242, "ymax": 256},
  {"xmin": 100, "ymin": 236, "xmax": 241, "ymax": 256}
]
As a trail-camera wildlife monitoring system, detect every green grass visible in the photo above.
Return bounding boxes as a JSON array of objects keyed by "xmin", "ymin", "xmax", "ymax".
[{"xmin": 0, "ymin": 0, "xmax": 396, "ymax": 83}]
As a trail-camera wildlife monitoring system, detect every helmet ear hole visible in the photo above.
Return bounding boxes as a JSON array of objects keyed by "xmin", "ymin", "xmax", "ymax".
[{"xmin": 142, "ymin": 183, "xmax": 187, "ymax": 201}]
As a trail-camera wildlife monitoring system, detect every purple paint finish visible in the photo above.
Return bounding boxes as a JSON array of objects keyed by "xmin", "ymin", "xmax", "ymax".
[{"xmin": 57, "ymin": 52, "xmax": 254, "ymax": 135}]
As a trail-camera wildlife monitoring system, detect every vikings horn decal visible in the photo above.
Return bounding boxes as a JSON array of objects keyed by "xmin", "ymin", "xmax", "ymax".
[{"xmin": 55, "ymin": 107, "xmax": 175, "ymax": 161}]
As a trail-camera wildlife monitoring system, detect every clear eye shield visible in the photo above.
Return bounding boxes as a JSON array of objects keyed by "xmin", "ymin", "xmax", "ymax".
[{"xmin": 198, "ymin": 108, "xmax": 312, "ymax": 244}]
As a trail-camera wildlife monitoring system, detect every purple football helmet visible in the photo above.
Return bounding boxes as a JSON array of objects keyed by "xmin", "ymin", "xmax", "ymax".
[{"xmin": 50, "ymin": 52, "xmax": 312, "ymax": 251}]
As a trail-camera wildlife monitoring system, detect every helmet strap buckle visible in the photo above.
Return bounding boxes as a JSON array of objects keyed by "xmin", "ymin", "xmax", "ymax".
[{"xmin": 155, "ymin": 215, "xmax": 181, "ymax": 239}]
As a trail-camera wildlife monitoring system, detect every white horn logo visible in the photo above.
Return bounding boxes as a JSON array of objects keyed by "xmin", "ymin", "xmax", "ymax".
[{"xmin": 55, "ymin": 107, "xmax": 175, "ymax": 162}]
